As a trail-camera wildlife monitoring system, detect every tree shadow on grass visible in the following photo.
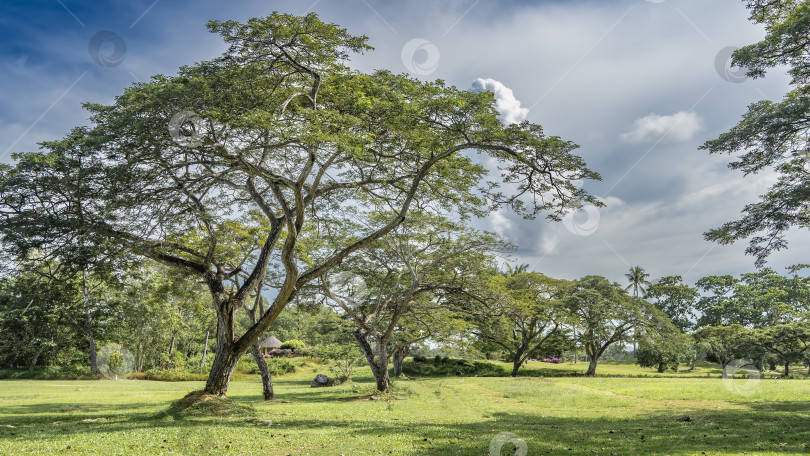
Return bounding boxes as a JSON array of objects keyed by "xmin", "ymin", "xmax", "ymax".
[
  {"xmin": 4, "ymin": 384, "xmax": 810, "ymax": 455},
  {"xmin": 271, "ymin": 404, "xmax": 810, "ymax": 455}
]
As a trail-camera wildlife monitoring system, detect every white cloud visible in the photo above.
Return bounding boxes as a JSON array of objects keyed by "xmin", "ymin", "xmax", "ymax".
[
  {"xmin": 471, "ymin": 78, "xmax": 529, "ymax": 125},
  {"xmin": 620, "ymin": 111, "xmax": 704, "ymax": 143},
  {"xmin": 489, "ymin": 209, "xmax": 513, "ymax": 238}
]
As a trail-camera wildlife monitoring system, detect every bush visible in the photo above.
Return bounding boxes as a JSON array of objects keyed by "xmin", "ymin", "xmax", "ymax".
[
  {"xmin": 266, "ymin": 358, "xmax": 296, "ymax": 376},
  {"xmin": 0, "ymin": 365, "xmax": 98, "ymax": 380},
  {"xmin": 142, "ymin": 368, "xmax": 208, "ymax": 381},
  {"xmin": 402, "ymin": 356, "xmax": 508, "ymax": 377},
  {"xmin": 280, "ymin": 339, "xmax": 306, "ymax": 350}
]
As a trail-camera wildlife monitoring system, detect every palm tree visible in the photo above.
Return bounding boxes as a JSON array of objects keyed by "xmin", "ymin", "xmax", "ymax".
[
  {"xmin": 625, "ymin": 266, "xmax": 651, "ymax": 297},
  {"xmin": 503, "ymin": 263, "xmax": 530, "ymax": 277}
]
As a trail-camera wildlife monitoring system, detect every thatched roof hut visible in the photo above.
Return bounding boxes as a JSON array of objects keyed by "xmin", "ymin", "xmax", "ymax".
[{"xmin": 258, "ymin": 335, "xmax": 282, "ymax": 350}]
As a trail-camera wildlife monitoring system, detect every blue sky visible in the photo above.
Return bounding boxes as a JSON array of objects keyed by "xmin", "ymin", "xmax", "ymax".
[{"xmin": 1, "ymin": 0, "xmax": 805, "ymax": 285}]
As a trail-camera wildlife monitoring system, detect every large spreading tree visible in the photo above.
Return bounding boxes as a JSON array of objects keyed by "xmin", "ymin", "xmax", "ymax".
[{"xmin": 0, "ymin": 14, "xmax": 600, "ymax": 396}]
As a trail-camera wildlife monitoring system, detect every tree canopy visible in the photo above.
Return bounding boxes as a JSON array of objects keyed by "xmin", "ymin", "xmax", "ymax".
[{"xmin": 0, "ymin": 13, "xmax": 600, "ymax": 396}]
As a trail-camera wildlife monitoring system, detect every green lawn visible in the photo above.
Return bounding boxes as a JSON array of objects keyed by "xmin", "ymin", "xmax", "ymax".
[{"xmin": 1, "ymin": 362, "xmax": 809, "ymax": 455}]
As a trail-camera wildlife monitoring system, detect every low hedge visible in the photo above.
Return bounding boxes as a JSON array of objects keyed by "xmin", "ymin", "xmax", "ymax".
[{"xmin": 402, "ymin": 356, "xmax": 509, "ymax": 377}]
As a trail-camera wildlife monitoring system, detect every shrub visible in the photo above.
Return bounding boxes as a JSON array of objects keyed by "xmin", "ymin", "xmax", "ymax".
[
  {"xmin": 403, "ymin": 356, "xmax": 508, "ymax": 377},
  {"xmin": 266, "ymin": 358, "xmax": 296, "ymax": 376},
  {"xmin": 142, "ymin": 368, "xmax": 208, "ymax": 381},
  {"xmin": 280, "ymin": 339, "xmax": 306, "ymax": 350}
]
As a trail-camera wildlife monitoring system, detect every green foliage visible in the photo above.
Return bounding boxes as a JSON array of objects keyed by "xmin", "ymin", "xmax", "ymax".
[
  {"xmin": 142, "ymin": 368, "xmax": 208, "ymax": 382},
  {"xmin": 402, "ymin": 356, "xmax": 509, "ymax": 377},
  {"xmin": 279, "ymin": 339, "xmax": 306, "ymax": 350},
  {"xmin": 645, "ymin": 275, "xmax": 698, "ymax": 332},
  {"xmin": 695, "ymin": 324, "xmax": 751, "ymax": 371},
  {"xmin": 0, "ymin": 12, "xmax": 601, "ymax": 395},
  {"xmin": 701, "ymin": 1, "xmax": 810, "ymax": 265},
  {"xmin": 317, "ymin": 343, "xmax": 363, "ymax": 381},
  {"xmin": 265, "ymin": 358, "xmax": 297, "ymax": 376},
  {"xmin": 471, "ymin": 271, "xmax": 570, "ymax": 375}
]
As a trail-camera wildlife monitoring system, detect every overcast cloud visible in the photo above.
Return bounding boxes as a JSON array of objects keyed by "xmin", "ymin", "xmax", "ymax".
[{"xmin": 1, "ymin": 0, "xmax": 805, "ymax": 286}]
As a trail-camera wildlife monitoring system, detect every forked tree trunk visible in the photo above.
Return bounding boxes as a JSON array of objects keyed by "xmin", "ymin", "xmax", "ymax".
[
  {"xmin": 354, "ymin": 330, "xmax": 390, "ymax": 392},
  {"xmin": 249, "ymin": 344, "xmax": 275, "ymax": 400}
]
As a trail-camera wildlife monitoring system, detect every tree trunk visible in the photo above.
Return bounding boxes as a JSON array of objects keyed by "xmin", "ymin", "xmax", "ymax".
[
  {"xmin": 169, "ymin": 335, "xmax": 176, "ymax": 357},
  {"xmin": 722, "ymin": 362, "xmax": 728, "ymax": 377},
  {"xmin": 29, "ymin": 348, "xmax": 43, "ymax": 371},
  {"xmin": 689, "ymin": 356, "xmax": 696, "ymax": 371},
  {"xmin": 585, "ymin": 358, "xmax": 598, "ymax": 376},
  {"xmin": 200, "ymin": 331, "xmax": 209, "ymax": 368},
  {"xmin": 204, "ymin": 317, "xmax": 241, "ymax": 396},
  {"xmin": 657, "ymin": 362, "xmax": 666, "ymax": 373},
  {"xmin": 81, "ymin": 270, "xmax": 98, "ymax": 373},
  {"xmin": 204, "ymin": 346, "xmax": 239, "ymax": 396},
  {"xmin": 354, "ymin": 330, "xmax": 390, "ymax": 392},
  {"xmin": 249, "ymin": 344, "xmax": 275, "ymax": 400},
  {"xmin": 784, "ymin": 362, "xmax": 790, "ymax": 377},
  {"xmin": 769, "ymin": 360, "xmax": 777, "ymax": 371},
  {"xmin": 392, "ymin": 345, "xmax": 409, "ymax": 378},
  {"xmin": 511, "ymin": 348, "xmax": 524, "ymax": 377}
]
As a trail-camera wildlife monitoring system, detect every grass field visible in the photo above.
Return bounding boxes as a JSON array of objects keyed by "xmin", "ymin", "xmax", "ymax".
[{"xmin": 1, "ymin": 361, "xmax": 809, "ymax": 455}]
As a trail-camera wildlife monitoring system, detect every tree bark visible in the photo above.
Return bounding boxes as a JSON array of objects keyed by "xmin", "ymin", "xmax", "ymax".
[
  {"xmin": 200, "ymin": 331, "xmax": 209, "ymax": 368},
  {"xmin": 511, "ymin": 350, "xmax": 524, "ymax": 377},
  {"xmin": 354, "ymin": 330, "xmax": 390, "ymax": 392},
  {"xmin": 81, "ymin": 270, "xmax": 98, "ymax": 373},
  {"xmin": 585, "ymin": 358, "xmax": 598, "ymax": 376},
  {"xmin": 249, "ymin": 344, "xmax": 275, "ymax": 400},
  {"xmin": 204, "ymin": 316, "xmax": 241, "ymax": 396},
  {"xmin": 204, "ymin": 346, "xmax": 239, "ymax": 396},
  {"xmin": 29, "ymin": 348, "xmax": 43, "ymax": 371},
  {"xmin": 392, "ymin": 345, "xmax": 409, "ymax": 378},
  {"xmin": 784, "ymin": 362, "xmax": 790, "ymax": 377}
]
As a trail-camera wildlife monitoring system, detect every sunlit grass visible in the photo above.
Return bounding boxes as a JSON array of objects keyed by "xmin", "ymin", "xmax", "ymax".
[{"xmin": 1, "ymin": 361, "xmax": 809, "ymax": 455}]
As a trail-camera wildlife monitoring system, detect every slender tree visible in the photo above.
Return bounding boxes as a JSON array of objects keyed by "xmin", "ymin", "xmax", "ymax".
[{"xmin": 625, "ymin": 266, "xmax": 651, "ymax": 297}]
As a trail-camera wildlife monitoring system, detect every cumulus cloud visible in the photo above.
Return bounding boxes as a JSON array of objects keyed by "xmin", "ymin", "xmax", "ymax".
[
  {"xmin": 489, "ymin": 209, "xmax": 513, "ymax": 238},
  {"xmin": 472, "ymin": 78, "xmax": 529, "ymax": 125},
  {"xmin": 620, "ymin": 111, "xmax": 704, "ymax": 143}
]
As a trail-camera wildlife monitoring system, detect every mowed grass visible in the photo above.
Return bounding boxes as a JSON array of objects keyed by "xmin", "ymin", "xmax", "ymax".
[{"xmin": 1, "ymin": 362, "xmax": 810, "ymax": 455}]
